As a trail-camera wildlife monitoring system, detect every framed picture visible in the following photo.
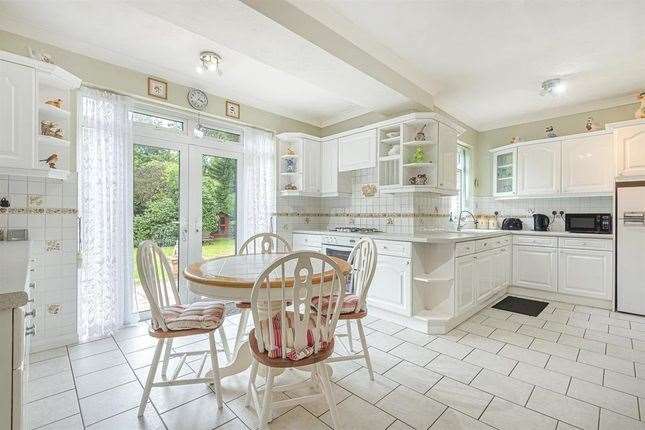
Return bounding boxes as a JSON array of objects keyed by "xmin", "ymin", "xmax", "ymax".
[
  {"xmin": 225, "ymin": 100, "xmax": 240, "ymax": 119},
  {"xmin": 147, "ymin": 77, "xmax": 168, "ymax": 100}
]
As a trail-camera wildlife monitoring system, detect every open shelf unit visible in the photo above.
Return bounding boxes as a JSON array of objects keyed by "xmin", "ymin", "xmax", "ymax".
[
  {"xmin": 278, "ymin": 136, "xmax": 303, "ymax": 195},
  {"xmin": 377, "ymin": 124, "xmax": 402, "ymax": 190}
]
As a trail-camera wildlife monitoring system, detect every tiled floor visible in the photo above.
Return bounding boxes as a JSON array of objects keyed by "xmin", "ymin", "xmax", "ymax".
[{"xmin": 26, "ymin": 297, "xmax": 645, "ymax": 429}]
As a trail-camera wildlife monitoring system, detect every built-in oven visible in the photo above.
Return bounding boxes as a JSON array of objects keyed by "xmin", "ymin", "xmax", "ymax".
[
  {"xmin": 565, "ymin": 213, "xmax": 612, "ymax": 234},
  {"xmin": 321, "ymin": 235, "xmax": 357, "ymax": 293}
]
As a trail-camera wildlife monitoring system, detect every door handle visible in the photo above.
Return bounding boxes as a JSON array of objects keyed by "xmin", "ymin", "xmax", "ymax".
[{"xmin": 623, "ymin": 212, "xmax": 645, "ymax": 224}]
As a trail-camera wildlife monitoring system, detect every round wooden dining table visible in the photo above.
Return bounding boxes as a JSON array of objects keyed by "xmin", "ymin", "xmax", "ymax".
[{"xmin": 184, "ymin": 253, "xmax": 351, "ymax": 378}]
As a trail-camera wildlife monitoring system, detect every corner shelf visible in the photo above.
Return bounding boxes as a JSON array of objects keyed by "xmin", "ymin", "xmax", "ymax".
[
  {"xmin": 380, "ymin": 136, "xmax": 401, "ymax": 144},
  {"xmin": 402, "ymin": 140, "xmax": 435, "ymax": 146},
  {"xmin": 403, "ymin": 162, "xmax": 433, "ymax": 168},
  {"xmin": 38, "ymin": 103, "xmax": 71, "ymax": 119},
  {"xmin": 280, "ymin": 154, "xmax": 299, "ymax": 159},
  {"xmin": 379, "ymin": 154, "xmax": 400, "ymax": 162},
  {"xmin": 38, "ymin": 135, "xmax": 70, "ymax": 147},
  {"xmin": 280, "ymin": 172, "xmax": 301, "ymax": 175}
]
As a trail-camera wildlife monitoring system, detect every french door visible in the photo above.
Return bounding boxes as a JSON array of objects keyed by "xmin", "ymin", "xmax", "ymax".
[{"xmin": 132, "ymin": 140, "xmax": 242, "ymax": 313}]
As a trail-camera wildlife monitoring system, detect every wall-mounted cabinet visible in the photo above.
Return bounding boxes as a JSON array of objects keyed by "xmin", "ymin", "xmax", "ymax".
[
  {"xmin": 608, "ymin": 119, "xmax": 645, "ymax": 180},
  {"xmin": 338, "ymin": 129, "xmax": 376, "ymax": 171},
  {"xmin": 490, "ymin": 130, "xmax": 614, "ymax": 199},
  {"xmin": 0, "ymin": 50, "xmax": 81, "ymax": 180},
  {"xmin": 320, "ymin": 138, "xmax": 350, "ymax": 197}
]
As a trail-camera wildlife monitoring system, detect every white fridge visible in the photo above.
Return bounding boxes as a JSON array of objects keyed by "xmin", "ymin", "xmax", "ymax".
[{"xmin": 616, "ymin": 182, "xmax": 645, "ymax": 315}]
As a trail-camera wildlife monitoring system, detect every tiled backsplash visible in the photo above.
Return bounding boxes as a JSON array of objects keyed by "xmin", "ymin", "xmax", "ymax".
[{"xmin": 0, "ymin": 175, "xmax": 78, "ymax": 350}]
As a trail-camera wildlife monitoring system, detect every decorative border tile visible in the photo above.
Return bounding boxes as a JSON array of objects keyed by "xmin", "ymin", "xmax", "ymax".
[{"xmin": 0, "ymin": 207, "xmax": 77, "ymax": 214}]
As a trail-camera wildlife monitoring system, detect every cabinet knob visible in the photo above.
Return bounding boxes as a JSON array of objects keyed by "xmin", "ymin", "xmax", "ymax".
[
  {"xmin": 25, "ymin": 326, "xmax": 36, "ymax": 336},
  {"xmin": 26, "ymin": 309, "xmax": 36, "ymax": 318},
  {"xmin": 29, "ymin": 282, "xmax": 36, "ymax": 289}
]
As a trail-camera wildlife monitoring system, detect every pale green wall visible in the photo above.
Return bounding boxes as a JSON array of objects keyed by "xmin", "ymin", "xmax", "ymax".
[
  {"xmin": 0, "ymin": 30, "xmax": 320, "ymax": 136},
  {"xmin": 474, "ymin": 103, "xmax": 639, "ymax": 196}
]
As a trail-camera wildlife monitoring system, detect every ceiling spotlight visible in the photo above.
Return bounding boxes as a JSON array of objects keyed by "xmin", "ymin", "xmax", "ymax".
[
  {"xmin": 540, "ymin": 78, "xmax": 566, "ymax": 96},
  {"xmin": 197, "ymin": 51, "xmax": 222, "ymax": 76}
]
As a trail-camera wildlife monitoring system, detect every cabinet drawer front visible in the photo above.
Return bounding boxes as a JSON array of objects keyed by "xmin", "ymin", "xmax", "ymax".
[
  {"xmin": 374, "ymin": 240, "xmax": 411, "ymax": 257},
  {"xmin": 455, "ymin": 241, "xmax": 477, "ymax": 257},
  {"xmin": 558, "ymin": 237, "xmax": 612, "ymax": 251},
  {"xmin": 292, "ymin": 234, "xmax": 322, "ymax": 250},
  {"xmin": 513, "ymin": 235, "xmax": 557, "ymax": 247},
  {"xmin": 475, "ymin": 236, "xmax": 510, "ymax": 251}
]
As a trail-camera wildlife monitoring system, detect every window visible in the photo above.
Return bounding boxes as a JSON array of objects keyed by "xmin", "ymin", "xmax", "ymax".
[
  {"xmin": 455, "ymin": 144, "xmax": 470, "ymax": 215},
  {"xmin": 130, "ymin": 111, "xmax": 184, "ymax": 131},
  {"xmin": 196, "ymin": 125, "xmax": 241, "ymax": 143}
]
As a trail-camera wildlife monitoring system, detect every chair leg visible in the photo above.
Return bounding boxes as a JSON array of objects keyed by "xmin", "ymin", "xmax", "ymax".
[
  {"xmin": 208, "ymin": 331, "xmax": 224, "ymax": 409},
  {"xmin": 356, "ymin": 319, "xmax": 374, "ymax": 381},
  {"xmin": 234, "ymin": 310, "xmax": 249, "ymax": 353},
  {"xmin": 345, "ymin": 320, "xmax": 355, "ymax": 353},
  {"xmin": 218, "ymin": 325, "xmax": 232, "ymax": 362},
  {"xmin": 138, "ymin": 338, "xmax": 164, "ymax": 417},
  {"xmin": 245, "ymin": 358, "xmax": 258, "ymax": 407},
  {"xmin": 161, "ymin": 338, "xmax": 173, "ymax": 377},
  {"xmin": 318, "ymin": 363, "xmax": 341, "ymax": 429},
  {"xmin": 258, "ymin": 368, "xmax": 275, "ymax": 429}
]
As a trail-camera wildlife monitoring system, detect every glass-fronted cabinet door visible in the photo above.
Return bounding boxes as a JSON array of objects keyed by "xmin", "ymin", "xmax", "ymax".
[{"xmin": 493, "ymin": 149, "xmax": 516, "ymax": 197}]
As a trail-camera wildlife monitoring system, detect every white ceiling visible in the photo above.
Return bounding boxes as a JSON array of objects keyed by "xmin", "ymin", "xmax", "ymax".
[
  {"xmin": 1, "ymin": 1, "xmax": 643, "ymax": 131},
  {"xmin": 294, "ymin": 0, "xmax": 645, "ymax": 130},
  {"xmin": 0, "ymin": 0, "xmax": 410, "ymax": 127}
]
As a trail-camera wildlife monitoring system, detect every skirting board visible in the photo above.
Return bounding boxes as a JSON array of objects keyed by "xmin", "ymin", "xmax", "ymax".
[{"xmin": 31, "ymin": 333, "xmax": 78, "ymax": 353}]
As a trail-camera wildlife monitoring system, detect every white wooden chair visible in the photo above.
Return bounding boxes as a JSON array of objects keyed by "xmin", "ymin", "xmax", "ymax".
[
  {"xmin": 233, "ymin": 233, "xmax": 292, "ymax": 352},
  {"xmin": 245, "ymin": 251, "xmax": 346, "ymax": 430},
  {"xmin": 323, "ymin": 237, "xmax": 377, "ymax": 380},
  {"xmin": 136, "ymin": 240, "xmax": 231, "ymax": 416}
]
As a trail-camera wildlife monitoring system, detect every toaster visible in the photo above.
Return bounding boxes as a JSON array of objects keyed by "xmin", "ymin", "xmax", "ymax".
[{"xmin": 501, "ymin": 218, "xmax": 523, "ymax": 230}]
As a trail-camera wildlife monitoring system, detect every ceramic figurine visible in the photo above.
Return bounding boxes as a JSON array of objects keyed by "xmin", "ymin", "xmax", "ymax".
[
  {"xmin": 41, "ymin": 121, "xmax": 64, "ymax": 139},
  {"xmin": 585, "ymin": 116, "xmax": 600, "ymax": 131},
  {"xmin": 0, "ymin": 197, "xmax": 9, "ymax": 208},
  {"xmin": 361, "ymin": 184, "xmax": 377, "ymax": 197},
  {"xmin": 510, "ymin": 136, "xmax": 522, "ymax": 144},
  {"xmin": 545, "ymin": 126, "xmax": 557, "ymax": 138},
  {"xmin": 636, "ymin": 91, "xmax": 645, "ymax": 119},
  {"xmin": 286, "ymin": 146, "xmax": 296, "ymax": 155},
  {"xmin": 28, "ymin": 46, "xmax": 53, "ymax": 64},
  {"xmin": 416, "ymin": 174, "xmax": 428, "ymax": 185},
  {"xmin": 387, "ymin": 144, "xmax": 400, "ymax": 155},
  {"xmin": 412, "ymin": 146, "xmax": 425, "ymax": 163},
  {"xmin": 40, "ymin": 153, "xmax": 59, "ymax": 169},
  {"xmin": 408, "ymin": 176, "xmax": 417, "ymax": 185},
  {"xmin": 284, "ymin": 183, "xmax": 297, "ymax": 191},
  {"xmin": 285, "ymin": 158, "xmax": 296, "ymax": 172},
  {"xmin": 415, "ymin": 124, "xmax": 427, "ymax": 141},
  {"xmin": 45, "ymin": 98, "xmax": 64, "ymax": 109}
]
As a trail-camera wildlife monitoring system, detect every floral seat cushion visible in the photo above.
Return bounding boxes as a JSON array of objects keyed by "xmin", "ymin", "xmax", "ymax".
[
  {"xmin": 311, "ymin": 294, "xmax": 361, "ymax": 315},
  {"xmin": 158, "ymin": 301, "xmax": 225, "ymax": 331},
  {"xmin": 255, "ymin": 311, "xmax": 330, "ymax": 361}
]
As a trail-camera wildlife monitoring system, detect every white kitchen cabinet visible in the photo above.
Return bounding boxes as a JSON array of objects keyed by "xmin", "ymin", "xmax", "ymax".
[
  {"xmin": 611, "ymin": 120, "xmax": 645, "ymax": 179},
  {"xmin": 513, "ymin": 245, "xmax": 557, "ymax": 292},
  {"xmin": 368, "ymin": 254, "xmax": 411, "ymax": 316},
  {"xmin": 338, "ymin": 129, "xmax": 376, "ymax": 172},
  {"xmin": 0, "ymin": 60, "xmax": 35, "ymax": 170},
  {"xmin": 492, "ymin": 246, "xmax": 511, "ymax": 291},
  {"xmin": 562, "ymin": 133, "xmax": 613, "ymax": 194},
  {"xmin": 302, "ymin": 138, "xmax": 321, "ymax": 195},
  {"xmin": 558, "ymin": 248, "xmax": 612, "ymax": 300},
  {"xmin": 517, "ymin": 141, "xmax": 561, "ymax": 196},
  {"xmin": 492, "ymin": 149, "xmax": 517, "ymax": 197},
  {"xmin": 475, "ymin": 250, "xmax": 495, "ymax": 303},
  {"xmin": 455, "ymin": 254, "xmax": 477, "ymax": 314},
  {"xmin": 320, "ymin": 138, "xmax": 350, "ymax": 197},
  {"xmin": 436, "ymin": 122, "xmax": 458, "ymax": 191}
]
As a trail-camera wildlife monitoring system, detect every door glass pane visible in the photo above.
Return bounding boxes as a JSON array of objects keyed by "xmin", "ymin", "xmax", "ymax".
[
  {"xmin": 497, "ymin": 178, "xmax": 513, "ymax": 193},
  {"xmin": 201, "ymin": 155, "xmax": 237, "ymax": 259},
  {"xmin": 497, "ymin": 165, "xmax": 513, "ymax": 178},
  {"xmin": 497, "ymin": 152, "xmax": 513, "ymax": 166},
  {"xmin": 133, "ymin": 144, "xmax": 180, "ymax": 313}
]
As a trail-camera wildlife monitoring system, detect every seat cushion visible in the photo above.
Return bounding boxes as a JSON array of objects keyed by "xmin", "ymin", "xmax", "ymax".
[
  {"xmin": 160, "ymin": 301, "xmax": 225, "ymax": 331},
  {"xmin": 255, "ymin": 311, "xmax": 330, "ymax": 361},
  {"xmin": 311, "ymin": 294, "xmax": 361, "ymax": 315}
]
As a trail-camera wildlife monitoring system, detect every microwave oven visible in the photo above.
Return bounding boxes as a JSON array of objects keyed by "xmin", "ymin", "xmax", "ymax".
[{"xmin": 565, "ymin": 213, "xmax": 612, "ymax": 234}]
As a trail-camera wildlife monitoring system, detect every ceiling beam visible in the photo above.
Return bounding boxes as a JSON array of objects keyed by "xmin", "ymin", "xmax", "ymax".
[{"xmin": 240, "ymin": 0, "xmax": 434, "ymax": 110}]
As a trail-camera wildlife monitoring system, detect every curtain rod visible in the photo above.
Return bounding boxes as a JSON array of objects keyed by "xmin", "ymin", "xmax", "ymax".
[{"xmin": 82, "ymin": 81, "xmax": 276, "ymax": 135}]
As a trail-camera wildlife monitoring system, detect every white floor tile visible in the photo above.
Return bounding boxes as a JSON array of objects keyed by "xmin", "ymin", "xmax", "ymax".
[
  {"xmin": 508, "ymin": 314, "xmax": 546, "ymax": 328},
  {"xmin": 79, "ymin": 381, "xmax": 143, "ymax": 426},
  {"xmin": 480, "ymin": 397, "xmax": 556, "ymax": 430},
  {"xmin": 26, "ymin": 389, "xmax": 79, "ymax": 429},
  {"xmin": 393, "ymin": 328, "xmax": 436, "ymax": 346},
  {"xmin": 518, "ymin": 325, "xmax": 560, "ymax": 342},
  {"xmin": 113, "ymin": 323, "xmax": 149, "ymax": 341},
  {"xmin": 75, "ymin": 363, "xmax": 136, "ymax": 399},
  {"xmin": 215, "ymin": 418, "xmax": 250, "ymax": 430},
  {"xmin": 557, "ymin": 333, "xmax": 605, "ymax": 353},
  {"xmin": 389, "ymin": 341, "xmax": 439, "ymax": 366},
  {"xmin": 425, "ymin": 354, "xmax": 482, "ymax": 384},
  {"xmin": 319, "ymin": 395, "xmax": 395, "ymax": 430},
  {"xmin": 116, "ymin": 334, "xmax": 159, "ymax": 354},
  {"xmin": 459, "ymin": 333, "xmax": 505, "ymax": 354},
  {"xmin": 430, "ymin": 408, "xmax": 495, "ymax": 430},
  {"xmin": 604, "ymin": 370, "xmax": 645, "ymax": 397},
  {"xmin": 124, "ymin": 347, "xmax": 160, "ymax": 370},
  {"xmin": 30, "ymin": 347, "xmax": 68, "ymax": 364},
  {"xmin": 264, "ymin": 406, "xmax": 328, "ymax": 430},
  {"xmin": 636, "ymin": 362, "xmax": 644, "ymax": 379},
  {"xmin": 38, "ymin": 414, "xmax": 84, "ymax": 430},
  {"xmin": 471, "ymin": 369, "xmax": 533, "ymax": 405},
  {"xmin": 543, "ymin": 321, "xmax": 585, "ymax": 337},
  {"xmin": 362, "ymin": 347, "xmax": 401, "ymax": 374},
  {"xmin": 459, "ymin": 321, "xmax": 495, "ymax": 337},
  {"xmin": 599, "ymin": 409, "xmax": 645, "ymax": 430},
  {"xmin": 68, "ymin": 337, "xmax": 117, "ymax": 361},
  {"xmin": 606, "ymin": 344, "xmax": 645, "ymax": 364},
  {"xmin": 159, "ymin": 393, "xmax": 236, "ymax": 430},
  {"xmin": 463, "ymin": 348, "xmax": 517, "ymax": 375},
  {"xmin": 510, "ymin": 362, "xmax": 570, "ymax": 394},
  {"xmin": 585, "ymin": 329, "xmax": 632, "ymax": 348},
  {"xmin": 489, "ymin": 329, "xmax": 533, "ymax": 348},
  {"xmin": 526, "ymin": 386, "xmax": 599, "ymax": 430},
  {"xmin": 481, "ymin": 317, "xmax": 521, "ymax": 332},
  {"xmin": 377, "ymin": 385, "xmax": 446, "ymax": 430},
  {"xmin": 546, "ymin": 356, "xmax": 603, "ymax": 384},
  {"xmin": 87, "ymin": 406, "xmax": 165, "ymax": 430},
  {"xmin": 337, "ymin": 367, "xmax": 398, "ymax": 404},
  {"xmin": 71, "ymin": 349, "xmax": 126, "ymax": 377},
  {"xmin": 226, "ymin": 393, "xmax": 293, "ymax": 429},
  {"xmin": 498, "ymin": 344, "xmax": 549, "ymax": 368},
  {"xmin": 365, "ymin": 331, "xmax": 405, "ymax": 352},
  {"xmin": 426, "ymin": 338, "xmax": 473, "ymax": 360},
  {"xmin": 556, "ymin": 422, "xmax": 579, "ymax": 430},
  {"xmin": 568, "ymin": 378, "xmax": 639, "ymax": 419},
  {"xmin": 367, "ymin": 319, "xmax": 406, "ymax": 335},
  {"xmin": 286, "ymin": 380, "xmax": 350, "ymax": 417},
  {"xmin": 328, "ymin": 355, "xmax": 362, "ymax": 382},
  {"xmin": 481, "ymin": 308, "xmax": 513, "ymax": 320},
  {"xmin": 436, "ymin": 329, "xmax": 467, "ymax": 342},
  {"xmin": 427, "ymin": 377, "xmax": 492, "ymax": 419},
  {"xmin": 383, "ymin": 360, "xmax": 442, "ymax": 394},
  {"xmin": 30, "ymin": 355, "xmax": 70, "ymax": 380},
  {"xmin": 28, "ymin": 370, "xmax": 75, "ymax": 402},
  {"xmin": 529, "ymin": 339, "xmax": 579, "ymax": 361},
  {"xmin": 387, "ymin": 420, "xmax": 414, "ymax": 430},
  {"xmin": 578, "ymin": 349, "xmax": 635, "ymax": 376}
]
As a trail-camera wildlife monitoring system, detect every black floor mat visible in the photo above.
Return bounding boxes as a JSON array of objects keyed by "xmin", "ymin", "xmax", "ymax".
[{"xmin": 492, "ymin": 296, "xmax": 549, "ymax": 317}]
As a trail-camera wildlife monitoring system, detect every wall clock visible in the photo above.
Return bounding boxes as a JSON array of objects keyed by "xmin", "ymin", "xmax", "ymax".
[{"xmin": 187, "ymin": 88, "xmax": 208, "ymax": 111}]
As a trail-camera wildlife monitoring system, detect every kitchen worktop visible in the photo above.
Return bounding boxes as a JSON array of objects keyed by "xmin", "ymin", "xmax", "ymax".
[
  {"xmin": 0, "ymin": 241, "xmax": 31, "ymax": 310},
  {"xmin": 292, "ymin": 229, "xmax": 614, "ymax": 244}
]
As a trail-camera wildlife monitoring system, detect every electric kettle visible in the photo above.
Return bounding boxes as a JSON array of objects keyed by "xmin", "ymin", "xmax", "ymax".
[{"xmin": 533, "ymin": 214, "xmax": 550, "ymax": 231}]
